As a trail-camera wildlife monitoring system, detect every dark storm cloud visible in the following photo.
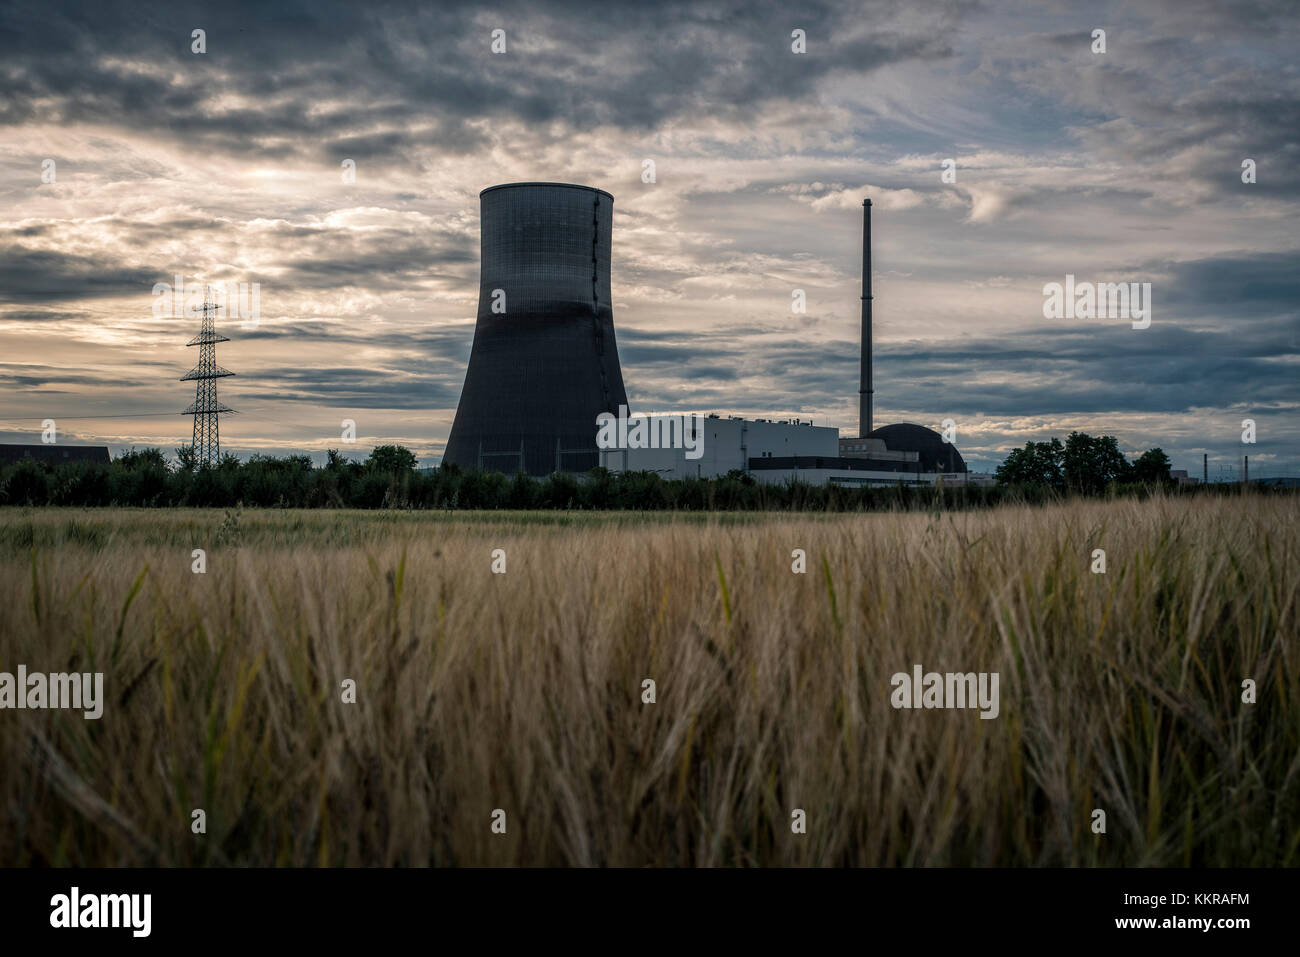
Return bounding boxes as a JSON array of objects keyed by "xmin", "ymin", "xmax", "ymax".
[
  {"xmin": 616, "ymin": 271, "xmax": 1300, "ymax": 420},
  {"xmin": 236, "ymin": 321, "xmax": 476, "ymax": 354},
  {"xmin": 971, "ymin": 4, "xmax": 1300, "ymax": 204},
  {"xmin": 0, "ymin": 366, "xmax": 152, "ymax": 390},
  {"xmin": 237, "ymin": 366, "xmax": 460, "ymax": 409},
  {"xmin": 1153, "ymin": 253, "xmax": 1300, "ymax": 319},
  {"xmin": 279, "ymin": 244, "xmax": 471, "ymax": 288},
  {"xmin": 0, "ymin": 0, "xmax": 957, "ymax": 161},
  {"xmin": 0, "ymin": 246, "xmax": 158, "ymax": 302},
  {"xmin": 872, "ymin": 316, "xmax": 1300, "ymax": 417},
  {"xmin": 1146, "ymin": 0, "xmax": 1298, "ymax": 34},
  {"xmin": 0, "ymin": 209, "xmax": 477, "ymax": 301},
  {"xmin": 2, "ymin": 0, "xmax": 1298, "ymax": 472},
  {"xmin": 617, "ymin": 340, "xmax": 737, "ymax": 369},
  {"xmin": 0, "ymin": 309, "xmax": 87, "ymax": 323}
]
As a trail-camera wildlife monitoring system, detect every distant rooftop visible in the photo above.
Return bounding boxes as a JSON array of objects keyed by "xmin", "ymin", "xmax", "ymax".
[{"xmin": 0, "ymin": 443, "xmax": 111, "ymax": 465}]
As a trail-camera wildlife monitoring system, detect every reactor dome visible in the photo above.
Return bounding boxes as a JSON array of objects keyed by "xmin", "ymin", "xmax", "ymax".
[{"xmin": 870, "ymin": 423, "xmax": 966, "ymax": 473}]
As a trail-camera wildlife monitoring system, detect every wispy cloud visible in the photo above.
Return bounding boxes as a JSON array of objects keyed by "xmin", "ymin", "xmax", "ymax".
[{"xmin": 0, "ymin": 0, "xmax": 1296, "ymax": 475}]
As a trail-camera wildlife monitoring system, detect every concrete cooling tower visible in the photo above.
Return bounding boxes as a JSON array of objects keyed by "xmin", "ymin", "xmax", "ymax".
[{"xmin": 443, "ymin": 182, "xmax": 630, "ymax": 476}]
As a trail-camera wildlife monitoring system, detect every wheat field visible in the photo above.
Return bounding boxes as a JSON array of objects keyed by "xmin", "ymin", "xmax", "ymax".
[{"xmin": 0, "ymin": 494, "xmax": 1296, "ymax": 866}]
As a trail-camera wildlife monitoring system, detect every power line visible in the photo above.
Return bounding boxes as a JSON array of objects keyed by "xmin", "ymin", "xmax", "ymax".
[
  {"xmin": 0, "ymin": 410, "xmax": 253, "ymax": 420},
  {"xmin": 0, "ymin": 412, "xmax": 188, "ymax": 420}
]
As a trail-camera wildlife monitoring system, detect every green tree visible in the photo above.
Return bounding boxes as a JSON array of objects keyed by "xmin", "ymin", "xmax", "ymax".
[
  {"xmin": 174, "ymin": 444, "xmax": 199, "ymax": 473},
  {"xmin": 112, "ymin": 447, "xmax": 169, "ymax": 504},
  {"xmin": 1132, "ymin": 447, "xmax": 1172, "ymax": 484},
  {"xmin": 365, "ymin": 445, "xmax": 417, "ymax": 473},
  {"xmin": 1062, "ymin": 432, "xmax": 1130, "ymax": 493},
  {"xmin": 995, "ymin": 438, "xmax": 1064, "ymax": 488},
  {"xmin": 1, "ymin": 459, "xmax": 50, "ymax": 505},
  {"xmin": 116, "ymin": 447, "xmax": 169, "ymax": 471},
  {"xmin": 508, "ymin": 470, "xmax": 538, "ymax": 508}
]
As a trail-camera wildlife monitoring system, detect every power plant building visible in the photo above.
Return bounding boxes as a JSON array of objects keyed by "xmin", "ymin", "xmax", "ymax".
[
  {"xmin": 0, "ymin": 443, "xmax": 110, "ymax": 466},
  {"xmin": 599, "ymin": 415, "xmax": 977, "ymax": 487},
  {"xmin": 446, "ymin": 184, "xmax": 979, "ymax": 485},
  {"xmin": 597, "ymin": 197, "xmax": 978, "ymax": 486},
  {"xmin": 598, "ymin": 415, "xmax": 832, "ymax": 478}
]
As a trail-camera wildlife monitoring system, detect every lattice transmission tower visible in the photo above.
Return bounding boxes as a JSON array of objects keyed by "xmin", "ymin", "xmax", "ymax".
[{"xmin": 181, "ymin": 299, "xmax": 235, "ymax": 467}]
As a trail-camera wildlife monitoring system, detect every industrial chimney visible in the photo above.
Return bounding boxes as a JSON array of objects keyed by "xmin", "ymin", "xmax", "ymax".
[
  {"xmin": 443, "ymin": 183, "xmax": 630, "ymax": 475},
  {"xmin": 859, "ymin": 198, "xmax": 873, "ymax": 438}
]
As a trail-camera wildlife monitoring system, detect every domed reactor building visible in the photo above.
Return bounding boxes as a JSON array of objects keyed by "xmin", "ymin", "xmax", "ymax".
[{"xmin": 443, "ymin": 183, "xmax": 629, "ymax": 476}]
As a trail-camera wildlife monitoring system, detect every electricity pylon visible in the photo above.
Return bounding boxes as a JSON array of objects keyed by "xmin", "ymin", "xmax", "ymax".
[{"xmin": 181, "ymin": 299, "xmax": 235, "ymax": 467}]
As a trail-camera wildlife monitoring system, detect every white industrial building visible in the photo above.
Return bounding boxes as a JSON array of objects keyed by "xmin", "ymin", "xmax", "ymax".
[
  {"xmin": 598, "ymin": 414, "xmax": 829, "ymax": 478},
  {"xmin": 599, "ymin": 414, "xmax": 987, "ymax": 487},
  {"xmin": 593, "ymin": 202, "xmax": 996, "ymax": 489}
]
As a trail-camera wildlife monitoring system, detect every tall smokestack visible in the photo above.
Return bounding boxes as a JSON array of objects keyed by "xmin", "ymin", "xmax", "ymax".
[{"xmin": 859, "ymin": 198, "xmax": 873, "ymax": 438}]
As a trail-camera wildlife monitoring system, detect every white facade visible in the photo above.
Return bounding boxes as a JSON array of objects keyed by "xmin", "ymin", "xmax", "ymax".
[
  {"xmin": 599, "ymin": 414, "xmax": 836, "ymax": 479},
  {"xmin": 600, "ymin": 413, "xmax": 984, "ymax": 488}
]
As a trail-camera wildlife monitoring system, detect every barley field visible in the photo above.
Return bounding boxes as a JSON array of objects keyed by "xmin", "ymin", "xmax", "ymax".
[{"xmin": 0, "ymin": 495, "xmax": 1296, "ymax": 866}]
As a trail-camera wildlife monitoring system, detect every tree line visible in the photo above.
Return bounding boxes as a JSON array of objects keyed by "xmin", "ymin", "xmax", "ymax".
[
  {"xmin": 0, "ymin": 435, "xmax": 1263, "ymax": 511},
  {"xmin": 993, "ymin": 432, "xmax": 1173, "ymax": 493}
]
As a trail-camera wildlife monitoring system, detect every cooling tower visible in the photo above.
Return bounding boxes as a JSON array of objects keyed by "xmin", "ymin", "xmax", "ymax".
[{"xmin": 443, "ymin": 182, "xmax": 630, "ymax": 476}]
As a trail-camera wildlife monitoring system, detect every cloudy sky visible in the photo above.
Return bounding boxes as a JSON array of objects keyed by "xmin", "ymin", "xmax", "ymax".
[{"xmin": 1, "ymin": 0, "xmax": 1296, "ymax": 476}]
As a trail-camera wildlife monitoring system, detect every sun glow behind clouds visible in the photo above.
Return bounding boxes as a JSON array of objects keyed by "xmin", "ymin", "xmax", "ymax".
[{"xmin": 0, "ymin": 0, "xmax": 1295, "ymax": 474}]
